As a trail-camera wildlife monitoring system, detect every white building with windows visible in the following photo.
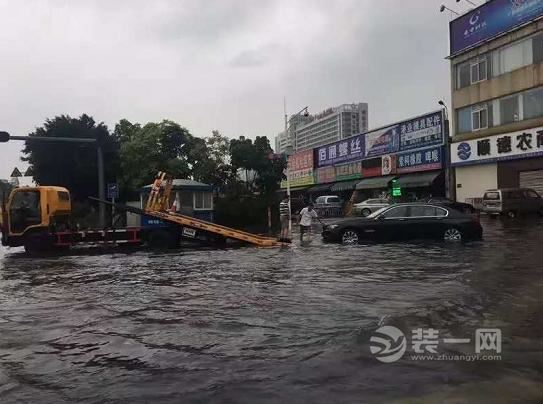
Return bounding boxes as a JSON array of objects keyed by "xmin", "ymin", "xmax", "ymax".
[
  {"xmin": 274, "ymin": 103, "xmax": 368, "ymax": 154},
  {"xmin": 449, "ymin": 2, "xmax": 543, "ymax": 203}
]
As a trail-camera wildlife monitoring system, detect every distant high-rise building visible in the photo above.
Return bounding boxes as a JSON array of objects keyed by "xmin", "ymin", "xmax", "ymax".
[{"xmin": 274, "ymin": 103, "xmax": 368, "ymax": 154}]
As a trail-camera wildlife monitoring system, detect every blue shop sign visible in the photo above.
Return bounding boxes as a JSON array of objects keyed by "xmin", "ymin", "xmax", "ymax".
[
  {"xmin": 397, "ymin": 146, "xmax": 443, "ymax": 173},
  {"xmin": 399, "ymin": 111, "xmax": 444, "ymax": 152},
  {"xmin": 450, "ymin": 0, "xmax": 543, "ymax": 55},
  {"xmin": 316, "ymin": 134, "xmax": 365, "ymax": 167}
]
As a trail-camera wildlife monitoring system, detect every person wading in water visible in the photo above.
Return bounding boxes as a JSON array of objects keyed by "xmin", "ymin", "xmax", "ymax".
[{"xmin": 298, "ymin": 202, "xmax": 318, "ymax": 242}]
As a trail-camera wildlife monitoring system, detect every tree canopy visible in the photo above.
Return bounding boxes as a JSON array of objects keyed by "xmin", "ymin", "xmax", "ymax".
[
  {"xmin": 21, "ymin": 114, "xmax": 118, "ymax": 202},
  {"xmin": 21, "ymin": 114, "xmax": 287, "ymax": 228}
]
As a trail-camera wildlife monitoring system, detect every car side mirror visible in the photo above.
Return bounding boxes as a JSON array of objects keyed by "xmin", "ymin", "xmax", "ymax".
[{"xmin": 377, "ymin": 215, "xmax": 385, "ymax": 220}]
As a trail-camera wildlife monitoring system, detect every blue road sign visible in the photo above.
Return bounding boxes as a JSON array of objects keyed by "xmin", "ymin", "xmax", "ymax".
[{"xmin": 107, "ymin": 183, "xmax": 119, "ymax": 200}]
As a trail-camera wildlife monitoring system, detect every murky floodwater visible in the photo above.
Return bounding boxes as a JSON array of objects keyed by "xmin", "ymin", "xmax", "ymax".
[{"xmin": 1, "ymin": 217, "xmax": 543, "ymax": 403}]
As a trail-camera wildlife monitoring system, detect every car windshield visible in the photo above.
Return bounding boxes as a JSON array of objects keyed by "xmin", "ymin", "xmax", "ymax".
[{"xmin": 483, "ymin": 192, "xmax": 500, "ymax": 200}]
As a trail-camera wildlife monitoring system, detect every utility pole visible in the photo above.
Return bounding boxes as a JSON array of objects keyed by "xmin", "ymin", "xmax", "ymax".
[
  {"xmin": 0, "ymin": 131, "xmax": 107, "ymax": 227},
  {"xmin": 438, "ymin": 101, "xmax": 454, "ymax": 201}
]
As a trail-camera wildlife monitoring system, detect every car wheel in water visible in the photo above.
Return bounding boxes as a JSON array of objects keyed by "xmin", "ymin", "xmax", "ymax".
[
  {"xmin": 443, "ymin": 228, "xmax": 462, "ymax": 242},
  {"xmin": 341, "ymin": 229, "xmax": 359, "ymax": 245},
  {"xmin": 361, "ymin": 208, "xmax": 372, "ymax": 217}
]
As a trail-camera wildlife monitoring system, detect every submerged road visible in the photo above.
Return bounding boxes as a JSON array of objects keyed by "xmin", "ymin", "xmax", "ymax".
[{"xmin": 1, "ymin": 217, "xmax": 543, "ymax": 403}]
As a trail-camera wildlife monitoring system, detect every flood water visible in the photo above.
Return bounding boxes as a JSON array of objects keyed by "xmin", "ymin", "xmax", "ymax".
[{"xmin": 1, "ymin": 217, "xmax": 543, "ymax": 403}]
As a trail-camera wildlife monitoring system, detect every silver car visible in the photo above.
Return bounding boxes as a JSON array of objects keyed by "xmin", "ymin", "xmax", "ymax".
[{"xmin": 352, "ymin": 198, "xmax": 390, "ymax": 217}]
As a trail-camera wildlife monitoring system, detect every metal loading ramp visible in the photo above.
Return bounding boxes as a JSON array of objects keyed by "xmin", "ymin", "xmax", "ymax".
[{"xmin": 140, "ymin": 209, "xmax": 281, "ymax": 247}]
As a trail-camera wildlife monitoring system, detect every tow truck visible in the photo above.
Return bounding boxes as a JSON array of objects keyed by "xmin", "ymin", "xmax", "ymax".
[{"xmin": 1, "ymin": 172, "xmax": 283, "ymax": 253}]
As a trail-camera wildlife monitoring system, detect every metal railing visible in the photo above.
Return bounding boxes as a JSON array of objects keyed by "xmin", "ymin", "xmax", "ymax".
[{"xmin": 314, "ymin": 206, "xmax": 344, "ymax": 218}]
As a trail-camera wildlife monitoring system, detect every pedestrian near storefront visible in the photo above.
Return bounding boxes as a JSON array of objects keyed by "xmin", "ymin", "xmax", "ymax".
[
  {"xmin": 278, "ymin": 196, "xmax": 291, "ymax": 242},
  {"xmin": 298, "ymin": 202, "xmax": 318, "ymax": 242}
]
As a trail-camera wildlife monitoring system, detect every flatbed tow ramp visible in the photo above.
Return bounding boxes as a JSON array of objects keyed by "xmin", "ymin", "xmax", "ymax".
[{"xmin": 93, "ymin": 173, "xmax": 283, "ymax": 248}]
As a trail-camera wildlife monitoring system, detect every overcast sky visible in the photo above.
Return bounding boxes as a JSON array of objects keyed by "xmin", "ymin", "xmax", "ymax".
[{"xmin": 0, "ymin": 0, "xmax": 460, "ymax": 179}]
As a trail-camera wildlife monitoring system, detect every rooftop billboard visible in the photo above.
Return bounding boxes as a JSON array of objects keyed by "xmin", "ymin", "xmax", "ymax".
[{"xmin": 450, "ymin": 0, "xmax": 543, "ymax": 55}]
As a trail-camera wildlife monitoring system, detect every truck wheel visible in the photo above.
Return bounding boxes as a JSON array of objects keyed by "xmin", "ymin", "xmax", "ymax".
[
  {"xmin": 147, "ymin": 229, "xmax": 177, "ymax": 249},
  {"xmin": 24, "ymin": 232, "xmax": 53, "ymax": 254}
]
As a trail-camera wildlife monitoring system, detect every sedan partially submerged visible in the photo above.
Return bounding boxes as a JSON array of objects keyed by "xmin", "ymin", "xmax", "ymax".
[{"xmin": 322, "ymin": 203, "xmax": 483, "ymax": 244}]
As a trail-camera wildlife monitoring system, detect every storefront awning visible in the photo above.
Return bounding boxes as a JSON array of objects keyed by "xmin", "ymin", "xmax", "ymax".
[
  {"xmin": 330, "ymin": 179, "xmax": 360, "ymax": 192},
  {"xmin": 355, "ymin": 175, "xmax": 396, "ymax": 190},
  {"xmin": 396, "ymin": 171, "xmax": 442, "ymax": 188},
  {"xmin": 307, "ymin": 183, "xmax": 332, "ymax": 193}
]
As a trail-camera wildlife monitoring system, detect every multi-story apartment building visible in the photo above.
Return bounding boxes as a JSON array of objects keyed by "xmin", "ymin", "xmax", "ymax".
[
  {"xmin": 295, "ymin": 103, "xmax": 368, "ymax": 151},
  {"xmin": 274, "ymin": 103, "xmax": 368, "ymax": 154},
  {"xmin": 449, "ymin": 0, "xmax": 543, "ymax": 202}
]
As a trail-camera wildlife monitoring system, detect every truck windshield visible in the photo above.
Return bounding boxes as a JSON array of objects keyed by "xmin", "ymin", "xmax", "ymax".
[{"xmin": 9, "ymin": 190, "xmax": 41, "ymax": 233}]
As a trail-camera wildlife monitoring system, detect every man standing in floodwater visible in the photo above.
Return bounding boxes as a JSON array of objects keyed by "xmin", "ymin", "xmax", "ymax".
[
  {"xmin": 298, "ymin": 202, "xmax": 318, "ymax": 242},
  {"xmin": 279, "ymin": 195, "xmax": 291, "ymax": 242}
]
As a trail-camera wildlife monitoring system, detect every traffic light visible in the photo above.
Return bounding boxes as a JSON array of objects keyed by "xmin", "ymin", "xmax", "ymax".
[
  {"xmin": 0, "ymin": 131, "xmax": 10, "ymax": 143},
  {"xmin": 391, "ymin": 178, "xmax": 402, "ymax": 197}
]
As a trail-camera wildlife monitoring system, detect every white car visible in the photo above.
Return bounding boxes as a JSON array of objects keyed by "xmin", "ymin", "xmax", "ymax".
[
  {"xmin": 352, "ymin": 198, "xmax": 390, "ymax": 216},
  {"xmin": 314, "ymin": 195, "xmax": 342, "ymax": 207}
]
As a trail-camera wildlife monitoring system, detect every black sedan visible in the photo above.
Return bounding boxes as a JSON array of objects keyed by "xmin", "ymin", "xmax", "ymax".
[
  {"xmin": 420, "ymin": 197, "xmax": 476, "ymax": 214},
  {"xmin": 322, "ymin": 203, "xmax": 483, "ymax": 244}
]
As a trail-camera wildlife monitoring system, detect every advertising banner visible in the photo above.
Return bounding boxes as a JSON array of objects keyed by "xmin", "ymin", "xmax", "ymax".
[
  {"xmin": 450, "ymin": 0, "xmax": 543, "ymax": 55},
  {"xmin": 397, "ymin": 146, "xmax": 443, "ymax": 173},
  {"xmin": 281, "ymin": 168, "xmax": 314, "ymax": 188},
  {"xmin": 364, "ymin": 125, "xmax": 399, "ymax": 158},
  {"xmin": 287, "ymin": 149, "xmax": 313, "ymax": 171},
  {"xmin": 451, "ymin": 126, "xmax": 543, "ymax": 166},
  {"xmin": 281, "ymin": 149, "xmax": 314, "ymax": 188},
  {"xmin": 381, "ymin": 154, "xmax": 396, "ymax": 176},
  {"xmin": 316, "ymin": 134, "xmax": 364, "ymax": 167},
  {"xmin": 335, "ymin": 161, "xmax": 362, "ymax": 181},
  {"xmin": 315, "ymin": 166, "xmax": 336, "ymax": 184},
  {"xmin": 399, "ymin": 111, "xmax": 444, "ymax": 151}
]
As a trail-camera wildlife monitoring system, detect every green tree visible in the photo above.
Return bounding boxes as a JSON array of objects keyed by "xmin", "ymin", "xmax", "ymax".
[
  {"xmin": 218, "ymin": 135, "xmax": 286, "ymax": 231},
  {"xmin": 116, "ymin": 119, "xmax": 218, "ymax": 197},
  {"xmin": 229, "ymin": 136, "xmax": 286, "ymax": 195},
  {"xmin": 193, "ymin": 131, "xmax": 237, "ymax": 189},
  {"xmin": 21, "ymin": 114, "xmax": 119, "ymax": 202}
]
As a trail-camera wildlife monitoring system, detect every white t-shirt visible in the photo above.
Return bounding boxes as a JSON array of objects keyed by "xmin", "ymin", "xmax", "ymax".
[{"xmin": 299, "ymin": 207, "xmax": 318, "ymax": 226}]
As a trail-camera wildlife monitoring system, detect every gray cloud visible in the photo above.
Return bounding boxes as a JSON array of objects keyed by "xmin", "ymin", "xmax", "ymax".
[
  {"xmin": 229, "ymin": 44, "xmax": 281, "ymax": 67},
  {"xmin": 0, "ymin": 0, "xmax": 456, "ymax": 179}
]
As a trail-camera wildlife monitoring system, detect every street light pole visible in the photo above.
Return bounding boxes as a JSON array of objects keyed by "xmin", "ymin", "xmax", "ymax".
[
  {"xmin": 284, "ymin": 98, "xmax": 292, "ymax": 236},
  {"xmin": 283, "ymin": 102, "xmax": 310, "ymax": 237}
]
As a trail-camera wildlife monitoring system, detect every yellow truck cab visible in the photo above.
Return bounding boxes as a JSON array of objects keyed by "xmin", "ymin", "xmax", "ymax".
[{"xmin": 1, "ymin": 186, "xmax": 71, "ymax": 250}]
